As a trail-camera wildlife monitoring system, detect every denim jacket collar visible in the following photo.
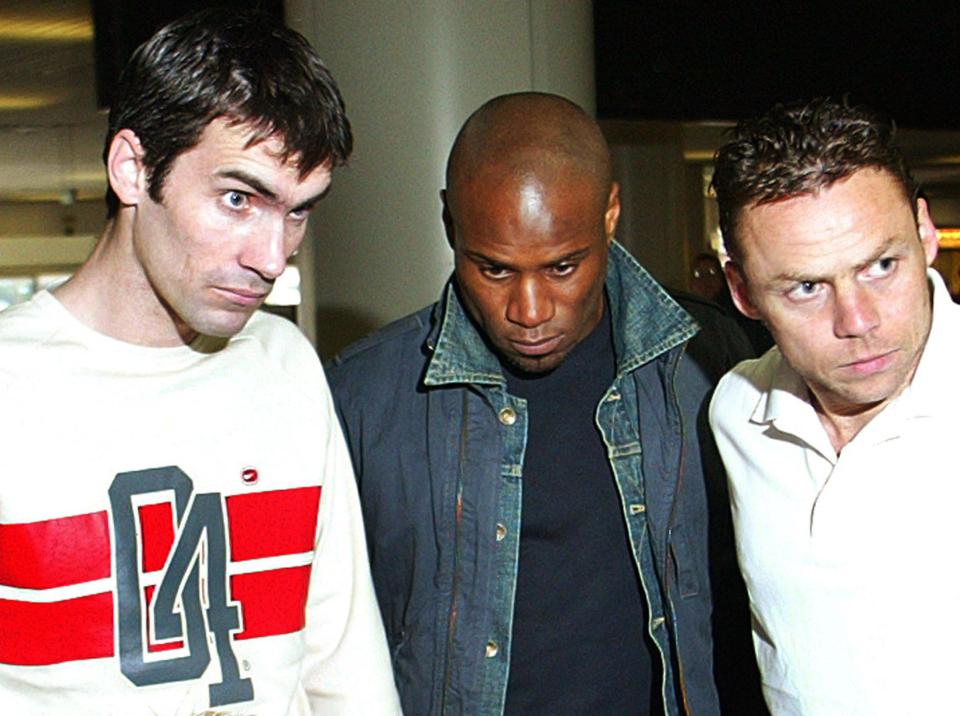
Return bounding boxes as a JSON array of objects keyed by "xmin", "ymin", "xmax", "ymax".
[{"xmin": 423, "ymin": 241, "xmax": 698, "ymax": 387}]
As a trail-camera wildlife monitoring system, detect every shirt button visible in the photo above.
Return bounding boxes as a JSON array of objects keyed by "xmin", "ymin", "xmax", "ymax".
[
  {"xmin": 485, "ymin": 640, "xmax": 499, "ymax": 658},
  {"xmin": 495, "ymin": 523, "xmax": 507, "ymax": 541},
  {"xmin": 498, "ymin": 407, "xmax": 517, "ymax": 426}
]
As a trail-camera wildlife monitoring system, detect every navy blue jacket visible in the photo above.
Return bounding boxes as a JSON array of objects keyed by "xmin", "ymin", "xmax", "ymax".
[{"xmin": 327, "ymin": 243, "xmax": 762, "ymax": 714}]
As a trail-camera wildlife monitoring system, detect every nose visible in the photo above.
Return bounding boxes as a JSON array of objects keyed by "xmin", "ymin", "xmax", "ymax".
[
  {"xmin": 240, "ymin": 217, "xmax": 289, "ymax": 281},
  {"xmin": 833, "ymin": 283, "xmax": 879, "ymax": 338},
  {"xmin": 506, "ymin": 274, "xmax": 554, "ymax": 329}
]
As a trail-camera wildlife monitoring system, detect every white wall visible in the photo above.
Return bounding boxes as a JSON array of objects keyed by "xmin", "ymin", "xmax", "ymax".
[{"xmin": 287, "ymin": 0, "xmax": 594, "ymax": 356}]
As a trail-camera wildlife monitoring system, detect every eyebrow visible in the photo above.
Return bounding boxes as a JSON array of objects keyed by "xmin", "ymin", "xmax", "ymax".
[
  {"xmin": 216, "ymin": 169, "xmax": 278, "ymax": 201},
  {"xmin": 854, "ymin": 236, "xmax": 898, "ymax": 271},
  {"xmin": 215, "ymin": 168, "xmax": 330, "ymax": 212},
  {"xmin": 771, "ymin": 236, "xmax": 899, "ymax": 284}
]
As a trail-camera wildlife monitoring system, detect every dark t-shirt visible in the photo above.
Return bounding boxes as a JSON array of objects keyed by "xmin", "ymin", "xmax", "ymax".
[{"xmin": 502, "ymin": 307, "xmax": 658, "ymax": 715}]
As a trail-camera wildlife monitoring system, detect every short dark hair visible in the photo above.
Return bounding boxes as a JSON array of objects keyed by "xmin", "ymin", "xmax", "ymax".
[
  {"xmin": 103, "ymin": 8, "xmax": 352, "ymax": 218},
  {"xmin": 711, "ymin": 97, "xmax": 917, "ymax": 262}
]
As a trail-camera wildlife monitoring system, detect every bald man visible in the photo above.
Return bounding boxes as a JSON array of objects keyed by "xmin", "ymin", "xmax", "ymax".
[{"xmin": 327, "ymin": 93, "xmax": 761, "ymax": 715}]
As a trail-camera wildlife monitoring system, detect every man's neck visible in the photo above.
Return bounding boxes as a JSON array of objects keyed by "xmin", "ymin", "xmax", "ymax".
[
  {"xmin": 814, "ymin": 401, "xmax": 884, "ymax": 455},
  {"xmin": 53, "ymin": 217, "xmax": 194, "ymax": 347}
]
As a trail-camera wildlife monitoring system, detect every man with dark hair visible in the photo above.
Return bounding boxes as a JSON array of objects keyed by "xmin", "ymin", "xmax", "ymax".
[
  {"xmin": 328, "ymin": 92, "xmax": 762, "ymax": 715},
  {"xmin": 102, "ymin": 9, "xmax": 353, "ymax": 221},
  {"xmin": 0, "ymin": 9, "xmax": 399, "ymax": 714},
  {"xmin": 710, "ymin": 97, "xmax": 956, "ymax": 714},
  {"xmin": 712, "ymin": 97, "xmax": 919, "ymax": 265}
]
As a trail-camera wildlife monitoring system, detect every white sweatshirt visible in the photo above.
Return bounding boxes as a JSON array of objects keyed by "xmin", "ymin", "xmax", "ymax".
[{"xmin": 0, "ymin": 291, "xmax": 401, "ymax": 715}]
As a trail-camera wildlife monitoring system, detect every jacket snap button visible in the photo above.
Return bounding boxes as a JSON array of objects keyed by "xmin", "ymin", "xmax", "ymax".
[
  {"xmin": 498, "ymin": 407, "xmax": 517, "ymax": 426},
  {"xmin": 485, "ymin": 641, "xmax": 499, "ymax": 658},
  {"xmin": 495, "ymin": 523, "xmax": 507, "ymax": 541}
]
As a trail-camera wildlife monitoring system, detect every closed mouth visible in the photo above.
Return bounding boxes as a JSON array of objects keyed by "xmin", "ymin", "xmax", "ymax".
[
  {"xmin": 214, "ymin": 286, "xmax": 269, "ymax": 306},
  {"xmin": 509, "ymin": 335, "xmax": 563, "ymax": 357},
  {"xmin": 841, "ymin": 349, "xmax": 897, "ymax": 374}
]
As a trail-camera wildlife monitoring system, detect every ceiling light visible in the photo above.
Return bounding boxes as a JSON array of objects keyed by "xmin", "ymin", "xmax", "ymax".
[
  {"xmin": 0, "ymin": 94, "xmax": 59, "ymax": 111},
  {"xmin": 0, "ymin": 16, "xmax": 93, "ymax": 43}
]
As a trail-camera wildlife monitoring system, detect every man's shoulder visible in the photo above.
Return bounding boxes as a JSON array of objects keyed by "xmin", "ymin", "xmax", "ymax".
[
  {"xmin": 719, "ymin": 347, "xmax": 781, "ymax": 391},
  {"xmin": 232, "ymin": 310, "xmax": 324, "ymax": 382},
  {"xmin": 236, "ymin": 310, "xmax": 313, "ymax": 352},
  {"xmin": 241, "ymin": 308, "xmax": 302, "ymax": 337},
  {"xmin": 327, "ymin": 304, "xmax": 436, "ymax": 383},
  {"xmin": 711, "ymin": 348, "xmax": 782, "ymax": 421},
  {"xmin": 0, "ymin": 294, "xmax": 100, "ymax": 397},
  {"xmin": 668, "ymin": 289, "xmax": 747, "ymax": 342},
  {"xmin": 0, "ymin": 294, "xmax": 65, "ymax": 374},
  {"xmin": 0, "ymin": 293, "xmax": 57, "ymax": 339},
  {"xmin": 668, "ymin": 289, "xmax": 756, "ymax": 384}
]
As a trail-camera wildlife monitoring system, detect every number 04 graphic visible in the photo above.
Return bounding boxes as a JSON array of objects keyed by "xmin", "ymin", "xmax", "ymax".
[{"xmin": 109, "ymin": 467, "xmax": 254, "ymax": 707}]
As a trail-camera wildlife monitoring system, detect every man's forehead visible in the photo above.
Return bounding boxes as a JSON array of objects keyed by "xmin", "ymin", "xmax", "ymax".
[
  {"xmin": 451, "ymin": 163, "xmax": 605, "ymax": 211},
  {"xmin": 738, "ymin": 202, "xmax": 918, "ymax": 282},
  {"xmin": 195, "ymin": 117, "xmax": 313, "ymax": 172},
  {"xmin": 743, "ymin": 167, "xmax": 913, "ymax": 216},
  {"xmin": 181, "ymin": 119, "xmax": 331, "ymax": 203}
]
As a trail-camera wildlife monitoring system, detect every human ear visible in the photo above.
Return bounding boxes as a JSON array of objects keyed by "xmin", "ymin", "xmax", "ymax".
[
  {"xmin": 724, "ymin": 261, "xmax": 763, "ymax": 320},
  {"xmin": 106, "ymin": 129, "xmax": 147, "ymax": 208},
  {"xmin": 604, "ymin": 182, "xmax": 621, "ymax": 243},
  {"xmin": 441, "ymin": 189, "xmax": 456, "ymax": 250},
  {"xmin": 916, "ymin": 196, "xmax": 939, "ymax": 266}
]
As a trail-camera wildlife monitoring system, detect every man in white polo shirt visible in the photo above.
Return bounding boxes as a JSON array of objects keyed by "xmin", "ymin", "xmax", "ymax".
[{"xmin": 709, "ymin": 96, "xmax": 960, "ymax": 715}]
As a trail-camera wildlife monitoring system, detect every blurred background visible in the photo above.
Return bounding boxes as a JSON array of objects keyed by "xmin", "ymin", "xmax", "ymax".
[{"xmin": 3, "ymin": 0, "xmax": 959, "ymax": 356}]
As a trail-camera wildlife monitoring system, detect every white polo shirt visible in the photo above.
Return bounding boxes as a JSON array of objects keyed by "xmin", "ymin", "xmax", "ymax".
[{"xmin": 710, "ymin": 270, "xmax": 960, "ymax": 715}]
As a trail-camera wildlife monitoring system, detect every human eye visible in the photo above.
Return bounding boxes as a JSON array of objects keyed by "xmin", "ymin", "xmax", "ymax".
[
  {"xmin": 550, "ymin": 261, "xmax": 577, "ymax": 278},
  {"xmin": 863, "ymin": 256, "xmax": 897, "ymax": 280},
  {"xmin": 785, "ymin": 280, "xmax": 822, "ymax": 302},
  {"xmin": 222, "ymin": 190, "xmax": 250, "ymax": 211},
  {"xmin": 288, "ymin": 206, "xmax": 311, "ymax": 222},
  {"xmin": 480, "ymin": 264, "xmax": 511, "ymax": 280}
]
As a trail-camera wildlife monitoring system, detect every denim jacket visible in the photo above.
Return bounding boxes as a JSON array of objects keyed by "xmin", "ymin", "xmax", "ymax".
[{"xmin": 327, "ymin": 243, "xmax": 761, "ymax": 715}]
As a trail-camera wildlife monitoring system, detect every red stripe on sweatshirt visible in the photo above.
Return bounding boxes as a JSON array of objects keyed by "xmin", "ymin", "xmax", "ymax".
[
  {"xmin": 0, "ymin": 487, "xmax": 321, "ymax": 590},
  {"xmin": 226, "ymin": 486, "xmax": 321, "ymax": 561},
  {"xmin": 0, "ymin": 487, "xmax": 321, "ymax": 665},
  {"xmin": 232, "ymin": 565, "xmax": 312, "ymax": 640},
  {"xmin": 0, "ymin": 512, "xmax": 110, "ymax": 589},
  {"xmin": 139, "ymin": 502, "xmax": 175, "ymax": 573},
  {"xmin": 0, "ymin": 592, "xmax": 114, "ymax": 665}
]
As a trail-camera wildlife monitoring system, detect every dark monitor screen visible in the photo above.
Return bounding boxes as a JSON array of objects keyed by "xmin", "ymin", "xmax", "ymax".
[
  {"xmin": 91, "ymin": 0, "xmax": 284, "ymax": 109},
  {"xmin": 594, "ymin": 1, "xmax": 960, "ymax": 129}
]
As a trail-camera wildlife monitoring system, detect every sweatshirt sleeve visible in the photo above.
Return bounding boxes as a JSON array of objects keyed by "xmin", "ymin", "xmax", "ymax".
[{"xmin": 298, "ymin": 370, "xmax": 402, "ymax": 714}]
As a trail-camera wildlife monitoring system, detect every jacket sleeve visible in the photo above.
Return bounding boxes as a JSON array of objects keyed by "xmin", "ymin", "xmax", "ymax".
[{"xmin": 298, "ymin": 373, "xmax": 402, "ymax": 714}]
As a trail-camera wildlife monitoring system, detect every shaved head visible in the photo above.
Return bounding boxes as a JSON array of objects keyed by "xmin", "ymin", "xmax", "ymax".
[
  {"xmin": 441, "ymin": 92, "xmax": 620, "ymax": 373},
  {"xmin": 445, "ymin": 92, "xmax": 613, "ymax": 212}
]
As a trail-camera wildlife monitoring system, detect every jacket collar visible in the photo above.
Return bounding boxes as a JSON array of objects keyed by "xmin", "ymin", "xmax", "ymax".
[{"xmin": 423, "ymin": 241, "xmax": 698, "ymax": 387}]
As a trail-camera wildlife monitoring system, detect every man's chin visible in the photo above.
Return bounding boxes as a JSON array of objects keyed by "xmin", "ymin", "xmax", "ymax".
[
  {"xmin": 502, "ymin": 350, "xmax": 565, "ymax": 376},
  {"xmin": 187, "ymin": 310, "xmax": 257, "ymax": 341}
]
